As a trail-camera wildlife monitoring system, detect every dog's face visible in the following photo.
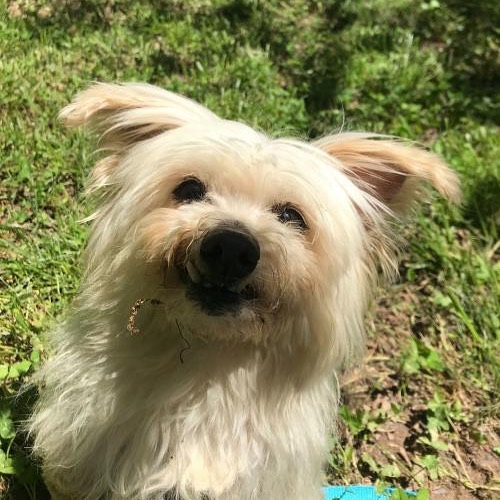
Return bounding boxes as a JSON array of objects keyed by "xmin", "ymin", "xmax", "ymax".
[
  {"xmin": 88, "ymin": 123, "xmax": 362, "ymax": 338},
  {"xmin": 136, "ymin": 130, "xmax": 332, "ymax": 322},
  {"xmin": 63, "ymin": 83, "xmax": 459, "ymax": 361}
]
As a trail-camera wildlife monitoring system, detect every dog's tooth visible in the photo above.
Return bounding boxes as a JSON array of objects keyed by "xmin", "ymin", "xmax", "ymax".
[
  {"xmin": 229, "ymin": 283, "xmax": 245, "ymax": 293},
  {"xmin": 186, "ymin": 261, "xmax": 200, "ymax": 283}
]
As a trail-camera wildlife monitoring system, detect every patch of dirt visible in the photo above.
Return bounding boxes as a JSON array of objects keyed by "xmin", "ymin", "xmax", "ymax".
[
  {"xmin": 335, "ymin": 282, "xmax": 500, "ymax": 498},
  {"xmin": 430, "ymin": 481, "xmax": 476, "ymax": 500}
]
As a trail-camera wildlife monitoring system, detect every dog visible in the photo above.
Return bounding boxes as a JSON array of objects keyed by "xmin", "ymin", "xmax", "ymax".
[{"xmin": 29, "ymin": 83, "xmax": 459, "ymax": 500}]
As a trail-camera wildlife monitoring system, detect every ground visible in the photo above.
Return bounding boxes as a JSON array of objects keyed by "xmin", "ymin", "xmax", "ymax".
[{"xmin": 335, "ymin": 282, "xmax": 499, "ymax": 498}]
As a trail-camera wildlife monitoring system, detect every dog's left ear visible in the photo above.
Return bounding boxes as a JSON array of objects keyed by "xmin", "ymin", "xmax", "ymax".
[{"xmin": 314, "ymin": 133, "xmax": 461, "ymax": 213}]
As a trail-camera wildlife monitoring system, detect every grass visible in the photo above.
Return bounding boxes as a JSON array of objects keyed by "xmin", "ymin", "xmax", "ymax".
[{"xmin": 1, "ymin": 0, "xmax": 498, "ymax": 498}]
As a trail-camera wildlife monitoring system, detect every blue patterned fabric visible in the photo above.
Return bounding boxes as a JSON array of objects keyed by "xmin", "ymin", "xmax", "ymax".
[{"xmin": 323, "ymin": 485, "xmax": 416, "ymax": 499}]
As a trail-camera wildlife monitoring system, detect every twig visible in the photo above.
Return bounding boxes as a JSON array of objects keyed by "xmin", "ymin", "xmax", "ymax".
[{"xmin": 127, "ymin": 298, "xmax": 162, "ymax": 334}]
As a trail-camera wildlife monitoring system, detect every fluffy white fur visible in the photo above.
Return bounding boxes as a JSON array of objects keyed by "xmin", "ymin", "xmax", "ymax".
[{"xmin": 30, "ymin": 83, "xmax": 460, "ymax": 500}]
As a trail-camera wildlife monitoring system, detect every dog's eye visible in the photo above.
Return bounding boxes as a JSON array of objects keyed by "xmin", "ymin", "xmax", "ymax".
[
  {"xmin": 273, "ymin": 204, "xmax": 307, "ymax": 230},
  {"xmin": 173, "ymin": 178, "xmax": 206, "ymax": 203}
]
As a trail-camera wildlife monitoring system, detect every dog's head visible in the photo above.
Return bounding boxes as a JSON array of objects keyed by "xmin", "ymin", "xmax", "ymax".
[{"xmin": 62, "ymin": 83, "xmax": 459, "ymax": 368}]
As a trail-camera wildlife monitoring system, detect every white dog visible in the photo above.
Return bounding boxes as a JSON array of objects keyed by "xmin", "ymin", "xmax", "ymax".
[{"xmin": 30, "ymin": 83, "xmax": 459, "ymax": 499}]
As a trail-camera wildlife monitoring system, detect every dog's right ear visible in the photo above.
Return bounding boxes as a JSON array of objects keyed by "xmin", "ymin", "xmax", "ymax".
[
  {"xmin": 60, "ymin": 82, "xmax": 218, "ymax": 150},
  {"xmin": 61, "ymin": 83, "xmax": 219, "ymax": 193}
]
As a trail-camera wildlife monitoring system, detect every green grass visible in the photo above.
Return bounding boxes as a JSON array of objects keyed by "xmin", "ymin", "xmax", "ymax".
[{"xmin": 1, "ymin": 1, "xmax": 498, "ymax": 498}]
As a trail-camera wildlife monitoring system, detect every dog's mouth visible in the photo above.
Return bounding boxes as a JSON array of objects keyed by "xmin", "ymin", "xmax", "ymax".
[{"xmin": 177, "ymin": 263, "xmax": 257, "ymax": 316}]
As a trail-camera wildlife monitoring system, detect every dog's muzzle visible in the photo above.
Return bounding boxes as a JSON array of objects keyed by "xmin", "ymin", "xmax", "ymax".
[{"xmin": 181, "ymin": 226, "xmax": 260, "ymax": 315}]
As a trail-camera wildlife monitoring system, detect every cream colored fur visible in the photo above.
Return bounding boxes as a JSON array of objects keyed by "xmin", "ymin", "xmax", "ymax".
[{"xmin": 29, "ymin": 83, "xmax": 459, "ymax": 500}]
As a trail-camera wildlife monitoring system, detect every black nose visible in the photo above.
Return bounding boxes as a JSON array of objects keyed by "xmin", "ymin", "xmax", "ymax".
[{"xmin": 200, "ymin": 228, "xmax": 260, "ymax": 285}]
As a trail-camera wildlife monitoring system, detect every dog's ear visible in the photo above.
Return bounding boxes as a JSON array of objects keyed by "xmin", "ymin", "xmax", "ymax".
[
  {"xmin": 314, "ymin": 133, "xmax": 461, "ymax": 213},
  {"xmin": 60, "ymin": 82, "xmax": 218, "ymax": 150},
  {"xmin": 60, "ymin": 83, "xmax": 219, "ymax": 194}
]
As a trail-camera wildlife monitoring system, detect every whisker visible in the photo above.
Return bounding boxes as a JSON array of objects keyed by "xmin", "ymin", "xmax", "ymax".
[{"xmin": 176, "ymin": 320, "xmax": 192, "ymax": 364}]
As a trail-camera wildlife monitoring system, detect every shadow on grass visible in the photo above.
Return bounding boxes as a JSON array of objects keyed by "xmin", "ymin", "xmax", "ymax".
[
  {"xmin": 3, "ymin": 385, "xmax": 50, "ymax": 500},
  {"xmin": 462, "ymin": 173, "xmax": 500, "ymax": 234}
]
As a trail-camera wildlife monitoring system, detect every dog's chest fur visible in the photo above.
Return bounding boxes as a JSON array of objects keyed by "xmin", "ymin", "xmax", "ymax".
[{"xmin": 51, "ymin": 320, "xmax": 334, "ymax": 499}]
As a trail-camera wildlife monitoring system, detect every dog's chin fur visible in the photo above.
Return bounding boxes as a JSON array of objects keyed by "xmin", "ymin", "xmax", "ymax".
[{"xmin": 29, "ymin": 83, "xmax": 460, "ymax": 500}]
